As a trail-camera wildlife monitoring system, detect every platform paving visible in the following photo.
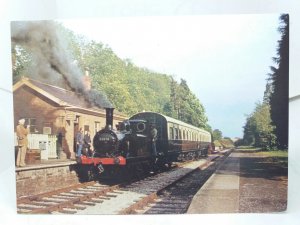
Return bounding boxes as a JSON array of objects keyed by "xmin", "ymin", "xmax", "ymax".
[
  {"xmin": 15, "ymin": 159, "xmax": 76, "ymax": 172},
  {"xmin": 187, "ymin": 151, "xmax": 287, "ymax": 213}
]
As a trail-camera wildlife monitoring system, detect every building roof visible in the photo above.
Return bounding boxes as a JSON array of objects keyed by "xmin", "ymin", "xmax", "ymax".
[
  {"xmin": 14, "ymin": 77, "xmax": 89, "ymax": 107},
  {"xmin": 13, "ymin": 77, "xmax": 126, "ymax": 120}
]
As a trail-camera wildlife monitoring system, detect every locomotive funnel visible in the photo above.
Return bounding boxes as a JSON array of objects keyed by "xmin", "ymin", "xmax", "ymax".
[{"xmin": 105, "ymin": 108, "xmax": 114, "ymax": 129}]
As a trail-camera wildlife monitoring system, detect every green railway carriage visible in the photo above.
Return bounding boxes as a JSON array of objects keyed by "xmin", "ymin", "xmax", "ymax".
[{"xmin": 129, "ymin": 112, "xmax": 211, "ymax": 161}]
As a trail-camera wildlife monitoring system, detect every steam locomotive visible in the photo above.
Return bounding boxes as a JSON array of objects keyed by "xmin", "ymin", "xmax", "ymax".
[{"xmin": 78, "ymin": 108, "xmax": 211, "ymax": 180}]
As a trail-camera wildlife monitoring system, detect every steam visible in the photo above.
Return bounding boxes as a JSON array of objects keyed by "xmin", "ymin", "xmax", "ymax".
[{"xmin": 11, "ymin": 20, "xmax": 112, "ymax": 108}]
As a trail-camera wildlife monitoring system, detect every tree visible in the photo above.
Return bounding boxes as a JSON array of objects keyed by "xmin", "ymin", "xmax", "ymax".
[
  {"xmin": 171, "ymin": 79, "xmax": 209, "ymax": 129},
  {"xmin": 268, "ymin": 14, "xmax": 289, "ymax": 149},
  {"xmin": 212, "ymin": 129, "xmax": 223, "ymax": 141},
  {"xmin": 243, "ymin": 102, "xmax": 276, "ymax": 150},
  {"xmin": 11, "ymin": 45, "xmax": 33, "ymax": 83}
]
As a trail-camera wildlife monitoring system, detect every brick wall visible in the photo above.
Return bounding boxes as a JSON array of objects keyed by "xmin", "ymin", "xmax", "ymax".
[{"xmin": 15, "ymin": 163, "xmax": 80, "ymax": 198}]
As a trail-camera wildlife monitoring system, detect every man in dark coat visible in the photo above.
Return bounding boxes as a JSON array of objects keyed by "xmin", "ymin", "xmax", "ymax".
[
  {"xmin": 150, "ymin": 124, "xmax": 158, "ymax": 157},
  {"xmin": 83, "ymin": 130, "xmax": 92, "ymax": 156}
]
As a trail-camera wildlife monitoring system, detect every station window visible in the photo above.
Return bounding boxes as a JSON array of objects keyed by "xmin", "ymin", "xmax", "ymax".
[
  {"xmin": 24, "ymin": 118, "xmax": 37, "ymax": 133},
  {"xmin": 84, "ymin": 125, "xmax": 90, "ymax": 132},
  {"xmin": 43, "ymin": 122, "xmax": 53, "ymax": 134},
  {"xmin": 56, "ymin": 116, "xmax": 65, "ymax": 128},
  {"xmin": 95, "ymin": 122, "xmax": 101, "ymax": 134}
]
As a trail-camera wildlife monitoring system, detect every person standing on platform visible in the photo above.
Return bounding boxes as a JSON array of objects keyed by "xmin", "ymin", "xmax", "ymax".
[
  {"xmin": 83, "ymin": 130, "xmax": 92, "ymax": 156},
  {"xmin": 76, "ymin": 127, "xmax": 84, "ymax": 157},
  {"xmin": 16, "ymin": 118, "xmax": 30, "ymax": 167}
]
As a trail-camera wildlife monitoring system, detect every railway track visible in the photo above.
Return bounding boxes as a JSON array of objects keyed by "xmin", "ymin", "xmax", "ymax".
[
  {"xmin": 17, "ymin": 181, "xmax": 121, "ymax": 214},
  {"xmin": 17, "ymin": 150, "xmax": 232, "ymax": 214},
  {"xmin": 137, "ymin": 154, "xmax": 227, "ymax": 214}
]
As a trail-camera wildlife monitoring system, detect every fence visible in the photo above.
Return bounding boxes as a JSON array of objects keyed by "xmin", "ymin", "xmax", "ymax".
[{"xmin": 14, "ymin": 133, "xmax": 57, "ymax": 160}]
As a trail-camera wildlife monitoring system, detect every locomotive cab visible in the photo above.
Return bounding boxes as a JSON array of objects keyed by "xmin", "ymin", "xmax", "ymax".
[{"xmin": 122, "ymin": 119, "xmax": 151, "ymax": 158}]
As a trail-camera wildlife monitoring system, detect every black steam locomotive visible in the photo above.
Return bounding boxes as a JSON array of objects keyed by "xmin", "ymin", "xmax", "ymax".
[{"xmin": 79, "ymin": 108, "xmax": 211, "ymax": 180}]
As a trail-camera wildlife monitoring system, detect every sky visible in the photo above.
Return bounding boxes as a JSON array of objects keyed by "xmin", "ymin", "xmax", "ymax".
[{"xmin": 61, "ymin": 14, "xmax": 281, "ymax": 138}]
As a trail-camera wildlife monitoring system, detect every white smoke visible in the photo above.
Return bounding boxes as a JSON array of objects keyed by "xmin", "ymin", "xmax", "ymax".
[{"xmin": 11, "ymin": 20, "xmax": 112, "ymax": 108}]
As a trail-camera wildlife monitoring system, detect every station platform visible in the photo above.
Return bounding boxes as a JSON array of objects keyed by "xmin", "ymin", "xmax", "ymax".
[
  {"xmin": 187, "ymin": 151, "xmax": 288, "ymax": 213},
  {"xmin": 15, "ymin": 159, "xmax": 77, "ymax": 172}
]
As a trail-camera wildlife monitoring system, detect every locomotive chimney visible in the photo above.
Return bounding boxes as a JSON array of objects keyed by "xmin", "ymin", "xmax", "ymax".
[{"xmin": 105, "ymin": 108, "xmax": 114, "ymax": 129}]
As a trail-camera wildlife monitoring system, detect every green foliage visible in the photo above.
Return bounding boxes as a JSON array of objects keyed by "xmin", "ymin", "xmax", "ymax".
[
  {"xmin": 166, "ymin": 78, "xmax": 209, "ymax": 130},
  {"xmin": 212, "ymin": 129, "xmax": 223, "ymax": 141},
  {"xmin": 11, "ymin": 45, "xmax": 33, "ymax": 83},
  {"xmin": 243, "ymin": 102, "xmax": 276, "ymax": 150},
  {"xmin": 213, "ymin": 140, "xmax": 222, "ymax": 147},
  {"xmin": 219, "ymin": 138, "xmax": 234, "ymax": 148}
]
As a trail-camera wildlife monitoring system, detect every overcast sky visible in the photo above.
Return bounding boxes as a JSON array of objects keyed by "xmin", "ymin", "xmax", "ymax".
[{"xmin": 61, "ymin": 14, "xmax": 281, "ymax": 138}]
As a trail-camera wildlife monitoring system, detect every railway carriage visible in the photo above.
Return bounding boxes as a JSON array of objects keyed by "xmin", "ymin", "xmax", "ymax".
[{"xmin": 130, "ymin": 112, "xmax": 211, "ymax": 162}]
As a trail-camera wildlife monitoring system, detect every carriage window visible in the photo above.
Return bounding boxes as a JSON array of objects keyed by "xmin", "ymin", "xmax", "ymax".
[
  {"xmin": 169, "ymin": 127, "xmax": 174, "ymax": 139},
  {"xmin": 175, "ymin": 128, "xmax": 179, "ymax": 140},
  {"xmin": 179, "ymin": 129, "xmax": 182, "ymax": 139}
]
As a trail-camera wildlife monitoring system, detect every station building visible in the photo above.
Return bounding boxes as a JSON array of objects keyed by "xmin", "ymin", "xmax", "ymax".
[{"xmin": 13, "ymin": 76, "xmax": 126, "ymax": 160}]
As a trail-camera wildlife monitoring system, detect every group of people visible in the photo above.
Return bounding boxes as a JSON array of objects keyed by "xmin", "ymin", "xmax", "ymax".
[
  {"xmin": 76, "ymin": 127, "xmax": 93, "ymax": 157},
  {"xmin": 15, "ymin": 118, "xmax": 93, "ymax": 167}
]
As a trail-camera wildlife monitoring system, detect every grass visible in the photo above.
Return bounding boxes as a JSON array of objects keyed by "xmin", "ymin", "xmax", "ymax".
[
  {"xmin": 259, "ymin": 150, "xmax": 288, "ymax": 158},
  {"xmin": 236, "ymin": 146, "xmax": 288, "ymax": 156},
  {"xmin": 236, "ymin": 146, "xmax": 288, "ymax": 167},
  {"xmin": 236, "ymin": 146, "xmax": 261, "ymax": 151}
]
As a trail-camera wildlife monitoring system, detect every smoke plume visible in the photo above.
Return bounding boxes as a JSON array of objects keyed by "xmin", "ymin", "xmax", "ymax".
[{"xmin": 11, "ymin": 20, "xmax": 112, "ymax": 108}]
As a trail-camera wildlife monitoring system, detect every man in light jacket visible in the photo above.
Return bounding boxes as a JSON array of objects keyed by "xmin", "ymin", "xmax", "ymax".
[{"xmin": 16, "ymin": 118, "xmax": 30, "ymax": 167}]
